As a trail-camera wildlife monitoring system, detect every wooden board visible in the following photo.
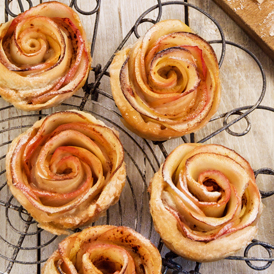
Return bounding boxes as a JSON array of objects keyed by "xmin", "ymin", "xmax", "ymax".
[{"xmin": 212, "ymin": 0, "xmax": 274, "ymax": 61}]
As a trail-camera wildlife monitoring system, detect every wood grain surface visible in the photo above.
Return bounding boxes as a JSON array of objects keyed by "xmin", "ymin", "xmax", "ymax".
[
  {"xmin": 0, "ymin": 0, "xmax": 273, "ymax": 273},
  {"xmin": 212, "ymin": 0, "xmax": 274, "ymax": 61}
]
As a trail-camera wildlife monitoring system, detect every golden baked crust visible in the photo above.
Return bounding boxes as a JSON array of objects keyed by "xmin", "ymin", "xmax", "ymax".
[
  {"xmin": 149, "ymin": 143, "xmax": 262, "ymax": 262},
  {"xmin": 6, "ymin": 110, "xmax": 126, "ymax": 235},
  {"xmin": 0, "ymin": 1, "xmax": 91, "ymax": 111},
  {"xmin": 42, "ymin": 225, "xmax": 162, "ymax": 274},
  {"xmin": 109, "ymin": 20, "xmax": 220, "ymax": 141}
]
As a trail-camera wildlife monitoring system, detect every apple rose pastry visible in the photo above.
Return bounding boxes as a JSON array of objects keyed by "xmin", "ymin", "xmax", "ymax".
[
  {"xmin": 6, "ymin": 110, "xmax": 126, "ymax": 235},
  {"xmin": 0, "ymin": 1, "xmax": 91, "ymax": 111},
  {"xmin": 42, "ymin": 225, "xmax": 162, "ymax": 274},
  {"xmin": 110, "ymin": 20, "xmax": 220, "ymax": 141},
  {"xmin": 149, "ymin": 143, "xmax": 262, "ymax": 262}
]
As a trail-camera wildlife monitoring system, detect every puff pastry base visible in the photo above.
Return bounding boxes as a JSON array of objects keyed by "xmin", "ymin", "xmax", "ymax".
[
  {"xmin": 0, "ymin": 1, "xmax": 91, "ymax": 111},
  {"xmin": 6, "ymin": 110, "xmax": 126, "ymax": 234},
  {"xmin": 149, "ymin": 143, "xmax": 263, "ymax": 262},
  {"xmin": 42, "ymin": 225, "xmax": 162, "ymax": 274},
  {"xmin": 110, "ymin": 20, "xmax": 220, "ymax": 141}
]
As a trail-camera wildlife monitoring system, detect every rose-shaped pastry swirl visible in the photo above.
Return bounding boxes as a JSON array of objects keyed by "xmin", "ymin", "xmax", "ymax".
[
  {"xmin": 110, "ymin": 20, "xmax": 220, "ymax": 141},
  {"xmin": 0, "ymin": 1, "xmax": 91, "ymax": 111},
  {"xmin": 6, "ymin": 110, "xmax": 126, "ymax": 235},
  {"xmin": 42, "ymin": 225, "xmax": 162, "ymax": 274},
  {"xmin": 149, "ymin": 143, "xmax": 262, "ymax": 262}
]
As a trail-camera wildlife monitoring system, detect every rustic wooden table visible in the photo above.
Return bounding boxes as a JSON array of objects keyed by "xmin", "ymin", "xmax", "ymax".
[{"xmin": 0, "ymin": 0, "xmax": 273, "ymax": 273}]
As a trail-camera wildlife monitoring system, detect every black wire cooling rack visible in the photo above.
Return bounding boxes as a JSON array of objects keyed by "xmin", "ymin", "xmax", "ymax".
[{"xmin": 1, "ymin": 0, "xmax": 274, "ymax": 273}]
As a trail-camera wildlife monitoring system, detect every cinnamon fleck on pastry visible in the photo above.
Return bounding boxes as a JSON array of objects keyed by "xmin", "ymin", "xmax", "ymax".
[
  {"xmin": 110, "ymin": 20, "xmax": 220, "ymax": 141},
  {"xmin": 42, "ymin": 225, "xmax": 162, "ymax": 274},
  {"xmin": 0, "ymin": 1, "xmax": 91, "ymax": 111},
  {"xmin": 149, "ymin": 143, "xmax": 262, "ymax": 262},
  {"xmin": 6, "ymin": 110, "xmax": 126, "ymax": 235}
]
